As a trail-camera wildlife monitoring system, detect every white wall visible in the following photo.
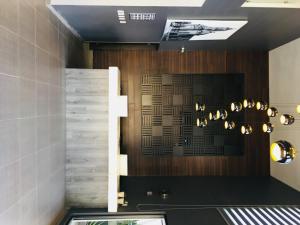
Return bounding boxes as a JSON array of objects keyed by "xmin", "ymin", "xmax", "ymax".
[{"xmin": 269, "ymin": 37, "xmax": 300, "ymax": 191}]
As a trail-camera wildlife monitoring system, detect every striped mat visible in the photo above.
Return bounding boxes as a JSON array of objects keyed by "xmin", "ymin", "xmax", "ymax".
[{"xmin": 218, "ymin": 206, "xmax": 300, "ymax": 225}]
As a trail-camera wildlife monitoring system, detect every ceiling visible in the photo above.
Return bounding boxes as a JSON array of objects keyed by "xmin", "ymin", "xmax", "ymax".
[{"xmin": 52, "ymin": 0, "xmax": 300, "ymax": 50}]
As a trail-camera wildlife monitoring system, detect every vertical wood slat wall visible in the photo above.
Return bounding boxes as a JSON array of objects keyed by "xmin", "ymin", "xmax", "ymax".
[
  {"xmin": 65, "ymin": 69, "xmax": 109, "ymax": 207},
  {"xmin": 93, "ymin": 47, "xmax": 269, "ymax": 176}
]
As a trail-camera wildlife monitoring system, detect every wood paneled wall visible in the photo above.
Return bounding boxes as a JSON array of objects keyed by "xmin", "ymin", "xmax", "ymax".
[
  {"xmin": 66, "ymin": 69, "xmax": 109, "ymax": 207},
  {"xmin": 93, "ymin": 46, "xmax": 269, "ymax": 176}
]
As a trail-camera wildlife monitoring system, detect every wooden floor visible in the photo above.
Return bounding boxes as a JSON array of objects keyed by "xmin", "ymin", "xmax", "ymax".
[{"xmin": 93, "ymin": 45, "xmax": 269, "ymax": 176}]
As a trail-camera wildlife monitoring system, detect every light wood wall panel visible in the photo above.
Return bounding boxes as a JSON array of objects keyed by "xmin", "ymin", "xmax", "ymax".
[{"xmin": 66, "ymin": 69, "xmax": 109, "ymax": 207}]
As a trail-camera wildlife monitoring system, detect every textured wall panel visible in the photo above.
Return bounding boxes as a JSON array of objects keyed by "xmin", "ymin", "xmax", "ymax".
[{"xmin": 141, "ymin": 74, "xmax": 244, "ymax": 156}]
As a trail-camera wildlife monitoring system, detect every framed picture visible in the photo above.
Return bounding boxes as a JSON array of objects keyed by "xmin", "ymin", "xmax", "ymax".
[{"xmin": 162, "ymin": 19, "xmax": 248, "ymax": 41}]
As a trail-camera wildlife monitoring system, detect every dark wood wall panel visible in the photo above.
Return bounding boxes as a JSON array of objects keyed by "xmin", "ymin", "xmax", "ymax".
[{"xmin": 93, "ymin": 46, "xmax": 269, "ymax": 176}]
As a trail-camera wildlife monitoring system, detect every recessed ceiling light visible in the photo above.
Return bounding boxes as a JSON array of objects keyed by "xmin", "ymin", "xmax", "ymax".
[
  {"xmin": 242, "ymin": 0, "xmax": 300, "ymax": 8},
  {"xmin": 50, "ymin": 0, "xmax": 206, "ymax": 7},
  {"xmin": 181, "ymin": 46, "xmax": 185, "ymax": 53},
  {"xmin": 117, "ymin": 10, "xmax": 125, "ymax": 16},
  {"xmin": 117, "ymin": 10, "xmax": 127, "ymax": 24}
]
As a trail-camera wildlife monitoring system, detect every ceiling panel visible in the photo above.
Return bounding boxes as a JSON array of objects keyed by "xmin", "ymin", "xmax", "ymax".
[{"xmin": 52, "ymin": 0, "xmax": 300, "ymax": 50}]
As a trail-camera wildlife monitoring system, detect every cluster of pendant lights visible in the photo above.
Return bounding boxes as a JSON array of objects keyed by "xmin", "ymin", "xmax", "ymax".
[
  {"xmin": 196, "ymin": 99, "xmax": 297, "ymax": 134},
  {"xmin": 195, "ymin": 99, "xmax": 299, "ymax": 164}
]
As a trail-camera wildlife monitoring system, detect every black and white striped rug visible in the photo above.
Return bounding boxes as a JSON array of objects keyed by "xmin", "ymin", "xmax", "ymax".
[{"xmin": 219, "ymin": 206, "xmax": 300, "ymax": 225}]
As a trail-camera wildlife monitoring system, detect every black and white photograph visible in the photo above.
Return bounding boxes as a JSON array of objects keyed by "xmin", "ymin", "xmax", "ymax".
[{"xmin": 162, "ymin": 19, "xmax": 248, "ymax": 41}]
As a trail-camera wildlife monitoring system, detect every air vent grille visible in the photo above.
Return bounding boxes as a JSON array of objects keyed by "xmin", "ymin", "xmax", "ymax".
[{"xmin": 129, "ymin": 13, "xmax": 156, "ymax": 21}]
